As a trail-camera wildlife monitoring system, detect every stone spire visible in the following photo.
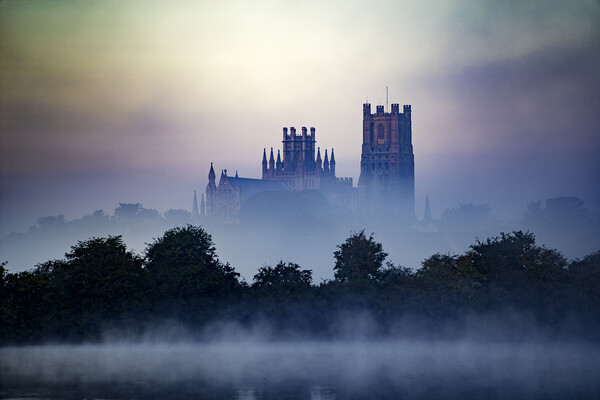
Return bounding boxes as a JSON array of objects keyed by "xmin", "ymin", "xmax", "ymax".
[
  {"xmin": 330, "ymin": 148, "xmax": 336, "ymax": 176},
  {"xmin": 200, "ymin": 194, "xmax": 205, "ymax": 217},
  {"xmin": 424, "ymin": 194, "xmax": 432, "ymax": 223},
  {"xmin": 276, "ymin": 150, "xmax": 282, "ymax": 171},
  {"xmin": 206, "ymin": 163, "xmax": 217, "ymax": 194},
  {"xmin": 323, "ymin": 149, "xmax": 329, "ymax": 172},
  {"xmin": 192, "ymin": 190, "xmax": 199, "ymax": 218},
  {"xmin": 269, "ymin": 147, "xmax": 275, "ymax": 170},
  {"xmin": 316, "ymin": 147, "xmax": 322, "ymax": 169},
  {"xmin": 262, "ymin": 148, "xmax": 268, "ymax": 176},
  {"xmin": 208, "ymin": 162, "xmax": 216, "ymax": 184}
]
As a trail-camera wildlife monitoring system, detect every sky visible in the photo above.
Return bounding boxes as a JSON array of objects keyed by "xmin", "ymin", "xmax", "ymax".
[{"xmin": 1, "ymin": 0, "xmax": 599, "ymax": 236}]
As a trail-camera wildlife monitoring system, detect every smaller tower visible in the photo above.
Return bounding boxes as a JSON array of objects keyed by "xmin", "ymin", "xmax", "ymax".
[
  {"xmin": 330, "ymin": 148, "xmax": 336, "ymax": 176},
  {"xmin": 208, "ymin": 163, "xmax": 216, "ymax": 185},
  {"xmin": 323, "ymin": 149, "xmax": 329, "ymax": 173},
  {"xmin": 200, "ymin": 194, "xmax": 206, "ymax": 218},
  {"xmin": 316, "ymin": 147, "xmax": 322, "ymax": 170},
  {"xmin": 269, "ymin": 147, "xmax": 275, "ymax": 171},
  {"xmin": 423, "ymin": 195, "xmax": 432, "ymax": 223},
  {"xmin": 276, "ymin": 150, "xmax": 282, "ymax": 171},
  {"xmin": 262, "ymin": 148, "xmax": 268, "ymax": 177},
  {"xmin": 206, "ymin": 163, "xmax": 217, "ymax": 219},
  {"xmin": 192, "ymin": 190, "xmax": 199, "ymax": 218}
]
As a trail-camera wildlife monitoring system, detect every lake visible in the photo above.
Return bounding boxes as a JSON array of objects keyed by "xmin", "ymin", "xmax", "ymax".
[{"xmin": 1, "ymin": 340, "xmax": 599, "ymax": 399}]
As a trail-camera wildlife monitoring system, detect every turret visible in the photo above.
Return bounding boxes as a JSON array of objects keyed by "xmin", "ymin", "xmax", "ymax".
[
  {"xmin": 262, "ymin": 148, "xmax": 268, "ymax": 176},
  {"xmin": 276, "ymin": 150, "xmax": 282, "ymax": 171},
  {"xmin": 363, "ymin": 103, "xmax": 371, "ymax": 117},
  {"xmin": 205, "ymin": 163, "xmax": 217, "ymax": 219},
  {"xmin": 376, "ymin": 105, "xmax": 385, "ymax": 115},
  {"xmin": 323, "ymin": 149, "xmax": 329, "ymax": 173},
  {"xmin": 200, "ymin": 194, "xmax": 205, "ymax": 217},
  {"xmin": 424, "ymin": 194, "xmax": 432, "ymax": 223},
  {"xmin": 330, "ymin": 148, "xmax": 336, "ymax": 176},
  {"xmin": 208, "ymin": 162, "xmax": 216, "ymax": 185},
  {"xmin": 404, "ymin": 104, "xmax": 411, "ymax": 120},
  {"xmin": 269, "ymin": 147, "xmax": 275, "ymax": 170},
  {"xmin": 316, "ymin": 147, "xmax": 322, "ymax": 169},
  {"xmin": 192, "ymin": 190, "xmax": 199, "ymax": 218},
  {"xmin": 310, "ymin": 127, "xmax": 316, "ymax": 141}
]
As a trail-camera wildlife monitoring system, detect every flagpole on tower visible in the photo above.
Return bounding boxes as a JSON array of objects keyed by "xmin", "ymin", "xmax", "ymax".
[{"xmin": 386, "ymin": 86, "xmax": 389, "ymax": 112}]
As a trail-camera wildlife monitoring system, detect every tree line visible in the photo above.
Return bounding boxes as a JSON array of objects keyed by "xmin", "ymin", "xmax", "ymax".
[{"xmin": 1, "ymin": 226, "xmax": 599, "ymax": 344}]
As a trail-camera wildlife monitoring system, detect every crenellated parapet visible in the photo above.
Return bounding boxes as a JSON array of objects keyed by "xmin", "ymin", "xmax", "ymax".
[{"xmin": 336, "ymin": 177, "xmax": 353, "ymax": 186}]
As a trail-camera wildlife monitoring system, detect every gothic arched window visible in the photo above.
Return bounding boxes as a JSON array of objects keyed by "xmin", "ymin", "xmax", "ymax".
[{"xmin": 377, "ymin": 124, "xmax": 384, "ymax": 145}]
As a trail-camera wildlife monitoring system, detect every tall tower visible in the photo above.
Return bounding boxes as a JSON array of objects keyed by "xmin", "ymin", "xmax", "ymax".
[
  {"xmin": 358, "ymin": 102, "xmax": 415, "ymax": 221},
  {"xmin": 205, "ymin": 163, "xmax": 217, "ymax": 219}
]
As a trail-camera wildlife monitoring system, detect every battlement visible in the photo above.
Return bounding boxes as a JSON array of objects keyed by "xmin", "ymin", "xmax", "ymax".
[
  {"xmin": 336, "ymin": 177, "xmax": 353, "ymax": 186},
  {"xmin": 282, "ymin": 126, "xmax": 316, "ymax": 139},
  {"xmin": 363, "ymin": 102, "xmax": 411, "ymax": 117}
]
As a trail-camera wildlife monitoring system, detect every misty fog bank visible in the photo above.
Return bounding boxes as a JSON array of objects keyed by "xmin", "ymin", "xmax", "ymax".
[
  {"xmin": 1, "ymin": 195, "xmax": 598, "ymax": 279},
  {"xmin": 2, "ymin": 340, "xmax": 599, "ymax": 399}
]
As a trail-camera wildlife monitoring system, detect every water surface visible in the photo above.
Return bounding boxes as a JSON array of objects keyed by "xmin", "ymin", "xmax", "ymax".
[{"xmin": 1, "ymin": 340, "xmax": 599, "ymax": 399}]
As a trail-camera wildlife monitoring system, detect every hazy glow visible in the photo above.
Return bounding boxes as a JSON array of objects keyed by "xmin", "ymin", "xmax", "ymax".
[
  {"xmin": 1, "ymin": 0, "xmax": 599, "ymax": 235},
  {"xmin": 2, "ymin": 339, "xmax": 599, "ymax": 398}
]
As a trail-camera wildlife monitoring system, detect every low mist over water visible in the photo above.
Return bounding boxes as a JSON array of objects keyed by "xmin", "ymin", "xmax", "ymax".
[{"xmin": 2, "ymin": 339, "xmax": 599, "ymax": 399}]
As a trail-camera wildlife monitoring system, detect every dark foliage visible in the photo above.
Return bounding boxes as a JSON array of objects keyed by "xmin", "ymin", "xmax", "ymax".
[
  {"xmin": 145, "ymin": 226, "xmax": 241, "ymax": 321},
  {"xmin": 253, "ymin": 261, "xmax": 312, "ymax": 293},
  {"xmin": 333, "ymin": 230, "xmax": 388, "ymax": 284},
  {"xmin": 0, "ymin": 228, "xmax": 599, "ymax": 344}
]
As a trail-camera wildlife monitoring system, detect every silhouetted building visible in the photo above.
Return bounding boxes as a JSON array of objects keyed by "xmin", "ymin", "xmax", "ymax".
[
  {"xmin": 205, "ymin": 127, "xmax": 353, "ymax": 223},
  {"xmin": 260, "ymin": 126, "xmax": 344, "ymax": 192},
  {"xmin": 203, "ymin": 102, "xmax": 415, "ymax": 223},
  {"xmin": 358, "ymin": 103, "xmax": 415, "ymax": 221}
]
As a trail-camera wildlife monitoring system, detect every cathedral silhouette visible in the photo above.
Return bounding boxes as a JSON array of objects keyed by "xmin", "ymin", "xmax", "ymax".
[{"xmin": 200, "ymin": 102, "xmax": 415, "ymax": 223}]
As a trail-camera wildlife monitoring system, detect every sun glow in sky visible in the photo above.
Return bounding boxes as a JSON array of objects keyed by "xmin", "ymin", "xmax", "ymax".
[{"xmin": 1, "ymin": 0, "xmax": 599, "ymax": 235}]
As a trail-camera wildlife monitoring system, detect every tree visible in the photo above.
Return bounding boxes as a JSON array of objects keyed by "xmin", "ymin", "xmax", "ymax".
[
  {"xmin": 568, "ymin": 251, "xmax": 600, "ymax": 311},
  {"xmin": 14, "ymin": 236, "xmax": 148, "ymax": 341},
  {"xmin": 2, "ymin": 268, "xmax": 51, "ymax": 342},
  {"xmin": 36, "ymin": 215, "xmax": 66, "ymax": 228},
  {"xmin": 59, "ymin": 236, "xmax": 147, "ymax": 320},
  {"xmin": 144, "ymin": 226, "xmax": 240, "ymax": 314},
  {"xmin": 440, "ymin": 203, "xmax": 499, "ymax": 232},
  {"xmin": 333, "ymin": 230, "xmax": 387, "ymax": 283},
  {"xmin": 253, "ymin": 261, "xmax": 312, "ymax": 295},
  {"xmin": 164, "ymin": 209, "xmax": 192, "ymax": 225},
  {"xmin": 114, "ymin": 203, "xmax": 143, "ymax": 221}
]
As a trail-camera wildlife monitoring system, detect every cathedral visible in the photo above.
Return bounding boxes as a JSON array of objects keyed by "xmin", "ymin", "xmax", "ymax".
[
  {"xmin": 201, "ymin": 101, "xmax": 414, "ymax": 223},
  {"xmin": 204, "ymin": 126, "xmax": 352, "ymax": 223}
]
